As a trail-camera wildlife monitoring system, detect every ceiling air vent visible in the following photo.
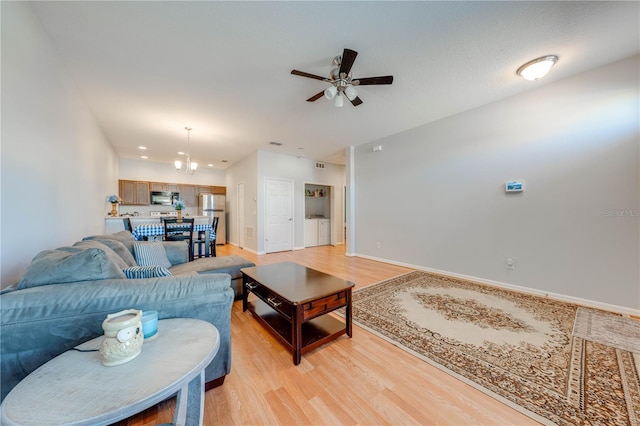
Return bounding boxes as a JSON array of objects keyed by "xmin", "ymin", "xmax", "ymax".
[{"xmin": 315, "ymin": 162, "xmax": 325, "ymax": 169}]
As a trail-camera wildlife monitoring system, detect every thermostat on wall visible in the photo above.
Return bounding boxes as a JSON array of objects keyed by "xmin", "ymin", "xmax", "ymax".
[{"xmin": 506, "ymin": 181, "xmax": 523, "ymax": 192}]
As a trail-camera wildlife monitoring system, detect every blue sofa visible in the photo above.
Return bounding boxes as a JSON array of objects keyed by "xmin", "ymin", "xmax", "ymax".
[{"xmin": 0, "ymin": 231, "xmax": 248, "ymax": 402}]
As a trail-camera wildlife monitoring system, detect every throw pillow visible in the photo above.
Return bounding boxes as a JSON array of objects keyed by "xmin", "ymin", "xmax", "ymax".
[
  {"xmin": 123, "ymin": 266, "xmax": 172, "ymax": 279},
  {"xmin": 133, "ymin": 242, "xmax": 172, "ymax": 269},
  {"xmin": 18, "ymin": 247, "xmax": 126, "ymax": 289}
]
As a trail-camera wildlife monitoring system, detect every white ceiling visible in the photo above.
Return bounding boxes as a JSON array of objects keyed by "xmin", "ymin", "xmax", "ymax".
[{"xmin": 29, "ymin": 1, "xmax": 639, "ymax": 169}]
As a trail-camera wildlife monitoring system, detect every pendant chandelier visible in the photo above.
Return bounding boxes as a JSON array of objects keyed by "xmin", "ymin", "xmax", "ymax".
[{"xmin": 175, "ymin": 126, "xmax": 197, "ymax": 175}]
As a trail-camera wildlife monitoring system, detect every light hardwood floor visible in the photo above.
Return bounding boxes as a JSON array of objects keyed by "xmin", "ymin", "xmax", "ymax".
[{"xmin": 119, "ymin": 244, "xmax": 540, "ymax": 426}]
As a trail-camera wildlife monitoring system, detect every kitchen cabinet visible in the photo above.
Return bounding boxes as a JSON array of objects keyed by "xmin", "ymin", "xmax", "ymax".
[
  {"xmin": 305, "ymin": 218, "xmax": 331, "ymax": 247},
  {"xmin": 119, "ymin": 180, "xmax": 225, "ymax": 206},
  {"xmin": 150, "ymin": 182, "xmax": 179, "ymax": 192},
  {"xmin": 318, "ymin": 219, "xmax": 331, "ymax": 245},
  {"xmin": 211, "ymin": 186, "xmax": 226, "ymax": 195},
  {"xmin": 119, "ymin": 180, "xmax": 150, "ymax": 205},
  {"xmin": 178, "ymin": 184, "xmax": 197, "ymax": 206},
  {"xmin": 304, "ymin": 219, "xmax": 318, "ymax": 247}
]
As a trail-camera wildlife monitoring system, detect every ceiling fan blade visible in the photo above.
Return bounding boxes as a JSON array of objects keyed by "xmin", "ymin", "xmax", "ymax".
[
  {"xmin": 291, "ymin": 70, "xmax": 327, "ymax": 82},
  {"xmin": 306, "ymin": 90, "xmax": 325, "ymax": 102},
  {"xmin": 353, "ymin": 75, "xmax": 394, "ymax": 85},
  {"xmin": 350, "ymin": 96, "xmax": 363, "ymax": 107},
  {"xmin": 339, "ymin": 48, "xmax": 358, "ymax": 76}
]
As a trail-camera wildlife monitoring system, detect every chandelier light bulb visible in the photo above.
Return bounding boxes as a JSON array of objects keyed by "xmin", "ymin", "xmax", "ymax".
[
  {"xmin": 174, "ymin": 160, "xmax": 182, "ymax": 170},
  {"xmin": 334, "ymin": 92, "xmax": 344, "ymax": 107}
]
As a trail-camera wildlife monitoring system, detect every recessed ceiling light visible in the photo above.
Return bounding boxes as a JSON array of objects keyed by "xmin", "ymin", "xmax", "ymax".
[
  {"xmin": 298, "ymin": 147, "xmax": 304, "ymax": 150},
  {"xmin": 140, "ymin": 155, "xmax": 148, "ymax": 159},
  {"xmin": 177, "ymin": 151, "xmax": 185, "ymax": 155},
  {"xmin": 138, "ymin": 146, "xmax": 147, "ymax": 150},
  {"xmin": 221, "ymin": 160, "xmax": 228, "ymax": 163},
  {"xmin": 269, "ymin": 141, "xmax": 283, "ymax": 146},
  {"xmin": 207, "ymin": 163, "xmax": 214, "ymax": 167}
]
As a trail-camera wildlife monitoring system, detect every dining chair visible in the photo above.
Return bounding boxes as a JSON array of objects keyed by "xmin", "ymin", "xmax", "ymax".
[
  {"xmin": 192, "ymin": 216, "xmax": 218, "ymax": 258},
  {"xmin": 123, "ymin": 218, "xmax": 133, "ymax": 232},
  {"xmin": 210, "ymin": 216, "xmax": 219, "ymax": 257},
  {"xmin": 162, "ymin": 218, "xmax": 195, "ymax": 261}
]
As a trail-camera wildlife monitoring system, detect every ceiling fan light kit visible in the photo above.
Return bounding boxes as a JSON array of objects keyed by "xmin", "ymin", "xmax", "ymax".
[
  {"xmin": 291, "ymin": 48, "xmax": 393, "ymax": 107},
  {"xmin": 324, "ymin": 85, "xmax": 337, "ymax": 100}
]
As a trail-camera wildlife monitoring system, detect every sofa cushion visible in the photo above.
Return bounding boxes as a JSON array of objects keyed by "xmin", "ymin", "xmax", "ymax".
[
  {"xmin": 123, "ymin": 266, "xmax": 172, "ymax": 279},
  {"xmin": 83, "ymin": 231, "xmax": 136, "ymax": 258},
  {"xmin": 17, "ymin": 247, "xmax": 126, "ymax": 289},
  {"xmin": 72, "ymin": 240, "xmax": 130, "ymax": 270},
  {"xmin": 169, "ymin": 255, "xmax": 255, "ymax": 279},
  {"xmin": 81, "ymin": 238, "xmax": 136, "ymax": 267},
  {"xmin": 133, "ymin": 242, "xmax": 172, "ymax": 269}
]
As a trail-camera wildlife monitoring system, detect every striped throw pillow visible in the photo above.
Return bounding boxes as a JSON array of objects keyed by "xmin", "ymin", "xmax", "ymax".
[
  {"xmin": 123, "ymin": 266, "xmax": 172, "ymax": 279},
  {"xmin": 133, "ymin": 242, "xmax": 172, "ymax": 268}
]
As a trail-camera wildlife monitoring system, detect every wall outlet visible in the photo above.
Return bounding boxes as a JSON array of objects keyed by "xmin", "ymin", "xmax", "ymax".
[
  {"xmin": 506, "ymin": 257, "xmax": 515, "ymax": 270},
  {"xmin": 376, "ymin": 242, "xmax": 381, "ymax": 249}
]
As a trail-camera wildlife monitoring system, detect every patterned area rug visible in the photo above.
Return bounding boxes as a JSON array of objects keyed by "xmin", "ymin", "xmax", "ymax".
[
  {"xmin": 573, "ymin": 307, "xmax": 640, "ymax": 354},
  {"xmin": 345, "ymin": 271, "xmax": 640, "ymax": 425}
]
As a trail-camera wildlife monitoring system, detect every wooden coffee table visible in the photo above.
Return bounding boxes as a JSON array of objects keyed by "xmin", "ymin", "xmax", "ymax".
[{"xmin": 241, "ymin": 262, "xmax": 354, "ymax": 365}]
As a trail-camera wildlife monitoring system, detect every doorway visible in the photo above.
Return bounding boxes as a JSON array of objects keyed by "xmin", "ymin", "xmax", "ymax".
[{"xmin": 264, "ymin": 178, "xmax": 294, "ymax": 253}]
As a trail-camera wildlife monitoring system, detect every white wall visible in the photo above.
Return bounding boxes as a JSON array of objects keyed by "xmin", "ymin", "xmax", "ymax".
[
  {"xmin": 225, "ymin": 152, "xmax": 258, "ymax": 251},
  {"xmin": 225, "ymin": 150, "xmax": 345, "ymax": 254},
  {"xmin": 1, "ymin": 2, "xmax": 119, "ymax": 286},
  {"xmin": 119, "ymin": 158, "xmax": 225, "ymax": 185},
  {"xmin": 354, "ymin": 56, "xmax": 639, "ymax": 311},
  {"xmin": 257, "ymin": 151, "xmax": 345, "ymax": 253}
]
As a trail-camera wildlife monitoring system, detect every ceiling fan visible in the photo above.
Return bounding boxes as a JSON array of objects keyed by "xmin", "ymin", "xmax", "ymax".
[{"xmin": 291, "ymin": 48, "xmax": 393, "ymax": 107}]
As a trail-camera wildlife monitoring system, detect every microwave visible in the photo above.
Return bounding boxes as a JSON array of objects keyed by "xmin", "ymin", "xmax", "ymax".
[{"xmin": 150, "ymin": 191, "xmax": 179, "ymax": 206}]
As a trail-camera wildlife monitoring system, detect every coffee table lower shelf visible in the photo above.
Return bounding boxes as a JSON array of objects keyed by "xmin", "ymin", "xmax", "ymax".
[{"xmin": 247, "ymin": 299, "xmax": 347, "ymax": 359}]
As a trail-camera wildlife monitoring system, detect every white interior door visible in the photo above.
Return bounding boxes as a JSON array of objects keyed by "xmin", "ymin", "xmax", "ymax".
[
  {"xmin": 265, "ymin": 178, "xmax": 293, "ymax": 253},
  {"xmin": 237, "ymin": 182, "xmax": 245, "ymax": 249}
]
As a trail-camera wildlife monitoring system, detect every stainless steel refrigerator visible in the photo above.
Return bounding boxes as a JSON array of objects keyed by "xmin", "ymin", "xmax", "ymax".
[{"xmin": 198, "ymin": 194, "xmax": 226, "ymax": 245}]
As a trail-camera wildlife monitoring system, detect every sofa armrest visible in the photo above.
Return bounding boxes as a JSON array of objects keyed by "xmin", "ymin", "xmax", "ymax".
[{"xmin": 0, "ymin": 274, "xmax": 233, "ymax": 401}]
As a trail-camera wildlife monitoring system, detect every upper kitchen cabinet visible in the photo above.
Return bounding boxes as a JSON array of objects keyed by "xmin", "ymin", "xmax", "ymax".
[
  {"xmin": 119, "ymin": 180, "xmax": 150, "ymax": 205},
  {"xmin": 150, "ymin": 182, "xmax": 179, "ymax": 192},
  {"xmin": 178, "ymin": 184, "xmax": 197, "ymax": 206},
  {"xmin": 197, "ymin": 186, "xmax": 226, "ymax": 195}
]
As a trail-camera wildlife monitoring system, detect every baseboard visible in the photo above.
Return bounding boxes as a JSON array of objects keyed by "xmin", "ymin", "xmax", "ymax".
[{"xmin": 355, "ymin": 253, "xmax": 640, "ymax": 317}]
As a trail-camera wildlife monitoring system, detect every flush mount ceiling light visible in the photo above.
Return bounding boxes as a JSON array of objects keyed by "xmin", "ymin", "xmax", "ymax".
[
  {"xmin": 175, "ymin": 127, "xmax": 197, "ymax": 175},
  {"xmin": 517, "ymin": 55, "xmax": 558, "ymax": 81}
]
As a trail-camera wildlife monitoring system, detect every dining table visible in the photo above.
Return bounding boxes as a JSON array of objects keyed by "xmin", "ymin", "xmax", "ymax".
[{"xmin": 132, "ymin": 222, "xmax": 215, "ymax": 257}]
